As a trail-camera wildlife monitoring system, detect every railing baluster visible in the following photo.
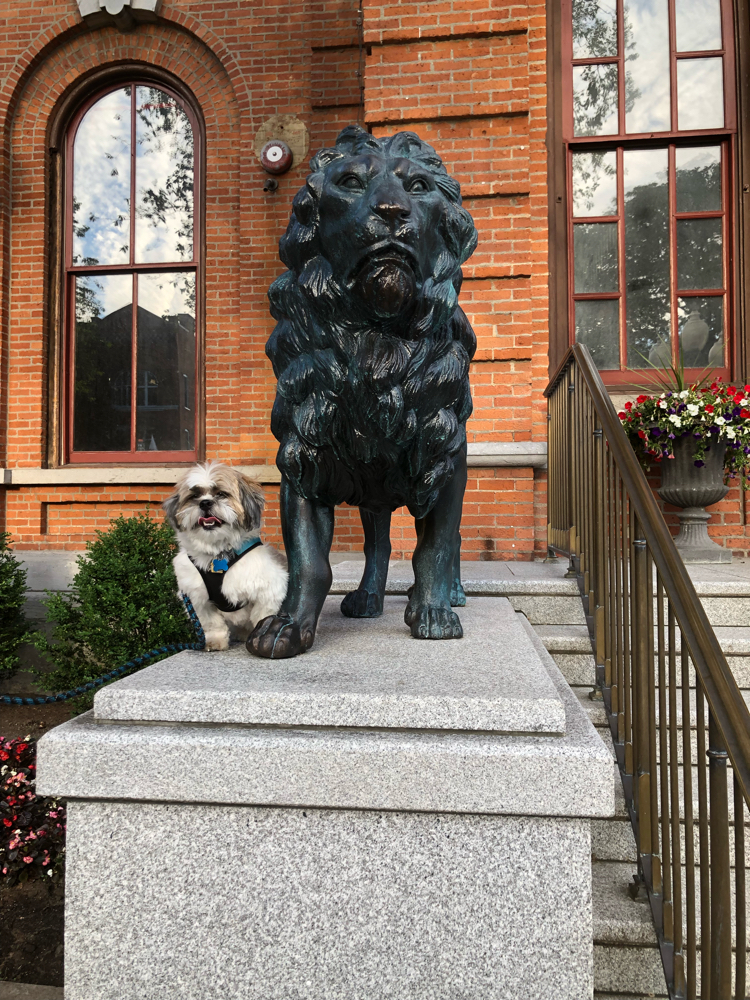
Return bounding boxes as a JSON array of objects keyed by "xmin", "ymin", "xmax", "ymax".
[
  {"xmin": 682, "ymin": 641, "xmax": 697, "ymax": 999},
  {"xmin": 634, "ymin": 532, "xmax": 653, "ymax": 868},
  {"xmin": 697, "ymin": 679, "xmax": 711, "ymax": 998},
  {"xmin": 734, "ymin": 772, "xmax": 747, "ymax": 1000},
  {"xmin": 707, "ymin": 713, "xmax": 732, "ymax": 999},
  {"xmin": 657, "ymin": 575, "xmax": 671, "ymax": 935},
  {"xmin": 669, "ymin": 606, "xmax": 686, "ymax": 996}
]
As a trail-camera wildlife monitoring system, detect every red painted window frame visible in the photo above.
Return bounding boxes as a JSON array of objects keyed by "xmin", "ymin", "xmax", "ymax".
[
  {"xmin": 63, "ymin": 81, "xmax": 201, "ymax": 463},
  {"xmin": 561, "ymin": 0, "xmax": 738, "ymax": 387}
]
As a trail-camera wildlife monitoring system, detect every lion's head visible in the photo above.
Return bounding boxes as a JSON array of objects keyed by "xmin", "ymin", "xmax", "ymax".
[{"xmin": 266, "ymin": 126, "xmax": 479, "ymax": 518}]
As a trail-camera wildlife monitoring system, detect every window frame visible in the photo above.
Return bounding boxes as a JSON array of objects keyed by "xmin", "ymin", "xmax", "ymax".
[
  {"xmin": 559, "ymin": 0, "xmax": 739, "ymax": 386},
  {"xmin": 62, "ymin": 79, "xmax": 202, "ymax": 464}
]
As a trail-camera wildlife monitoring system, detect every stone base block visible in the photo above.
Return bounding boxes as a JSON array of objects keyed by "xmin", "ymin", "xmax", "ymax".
[{"xmin": 65, "ymin": 802, "xmax": 592, "ymax": 1000}]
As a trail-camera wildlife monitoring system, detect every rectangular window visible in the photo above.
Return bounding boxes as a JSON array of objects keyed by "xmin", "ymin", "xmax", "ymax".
[{"xmin": 563, "ymin": 0, "xmax": 735, "ymax": 382}]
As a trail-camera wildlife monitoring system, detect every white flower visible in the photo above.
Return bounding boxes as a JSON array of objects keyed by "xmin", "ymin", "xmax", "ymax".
[
  {"xmin": 659, "ymin": 400, "xmax": 668, "ymax": 409},
  {"xmin": 669, "ymin": 414, "xmax": 682, "ymax": 427},
  {"xmin": 716, "ymin": 416, "xmax": 726, "ymax": 425},
  {"xmin": 726, "ymin": 427, "xmax": 736, "ymax": 440},
  {"xmin": 679, "ymin": 390, "xmax": 689, "ymax": 398},
  {"xmin": 687, "ymin": 403, "xmax": 700, "ymax": 415}
]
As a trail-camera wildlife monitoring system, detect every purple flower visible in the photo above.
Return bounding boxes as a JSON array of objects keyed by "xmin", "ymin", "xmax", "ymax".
[
  {"xmin": 694, "ymin": 460, "xmax": 705, "ymax": 467},
  {"xmin": 651, "ymin": 427, "xmax": 661, "ymax": 437}
]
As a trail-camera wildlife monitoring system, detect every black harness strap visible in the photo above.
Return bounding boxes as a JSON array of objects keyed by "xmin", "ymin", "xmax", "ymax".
[{"xmin": 189, "ymin": 539, "xmax": 263, "ymax": 613}]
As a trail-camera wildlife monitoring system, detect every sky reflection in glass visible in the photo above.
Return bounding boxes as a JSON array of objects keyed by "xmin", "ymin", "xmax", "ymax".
[
  {"xmin": 624, "ymin": 0, "xmax": 671, "ymax": 133},
  {"xmin": 135, "ymin": 87, "xmax": 194, "ymax": 264},
  {"xmin": 72, "ymin": 88, "xmax": 131, "ymax": 266}
]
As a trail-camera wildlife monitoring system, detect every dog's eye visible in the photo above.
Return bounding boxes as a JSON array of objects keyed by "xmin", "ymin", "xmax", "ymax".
[
  {"xmin": 338, "ymin": 174, "xmax": 364, "ymax": 191},
  {"xmin": 406, "ymin": 177, "xmax": 429, "ymax": 193},
  {"xmin": 214, "ymin": 491, "xmax": 227, "ymax": 499}
]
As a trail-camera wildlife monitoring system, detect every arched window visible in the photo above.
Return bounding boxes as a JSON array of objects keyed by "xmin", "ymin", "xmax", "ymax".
[
  {"xmin": 65, "ymin": 82, "xmax": 200, "ymax": 461},
  {"xmin": 562, "ymin": 0, "xmax": 737, "ymax": 384}
]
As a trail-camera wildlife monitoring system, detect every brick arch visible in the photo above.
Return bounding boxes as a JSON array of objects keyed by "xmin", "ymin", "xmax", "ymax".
[{"xmin": 4, "ymin": 22, "xmax": 247, "ymax": 471}]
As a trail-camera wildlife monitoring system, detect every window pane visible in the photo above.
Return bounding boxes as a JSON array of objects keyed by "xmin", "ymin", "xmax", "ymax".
[
  {"xmin": 624, "ymin": 0, "xmax": 671, "ymax": 133},
  {"xmin": 73, "ymin": 87, "xmax": 131, "ymax": 266},
  {"xmin": 675, "ymin": 0, "xmax": 722, "ymax": 51},
  {"xmin": 677, "ymin": 218, "xmax": 723, "ymax": 289},
  {"xmin": 573, "ymin": 64, "xmax": 619, "ymax": 136},
  {"xmin": 135, "ymin": 87, "xmax": 194, "ymax": 264},
  {"xmin": 574, "ymin": 224, "xmax": 619, "ymax": 292},
  {"xmin": 572, "ymin": 151, "xmax": 618, "ymax": 216},
  {"xmin": 572, "ymin": 0, "xmax": 618, "ymax": 59},
  {"xmin": 73, "ymin": 275, "xmax": 133, "ymax": 452},
  {"xmin": 677, "ymin": 58, "xmax": 724, "ymax": 130},
  {"xmin": 624, "ymin": 149, "xmax": 670, "ymax": 368},
  {"xmin": 678, "ymin": 296, "xmax": 724, "ymax": 367},
  {"xmin": 675, "ymin": 147, "xmax": 721, "ymax": 212},
  {"xmin": 136, "ymin": 272, "xmax": 196, "ymax": 452},
  {"xmin": 575, "ymin": 300, "xmax": 620, "ymax": 369}
]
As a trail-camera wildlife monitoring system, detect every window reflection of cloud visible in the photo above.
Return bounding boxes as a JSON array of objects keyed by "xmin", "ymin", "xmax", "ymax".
[
  {"xmin": 76, "ymin": 274, "xmax": 132, "ymax": 324},
  {"xmin": 139, "ymin": 273, "xmax": 195, "ymax": 320},
  {"xmin": 675, "ymin": 0, "xmax": 722, "ymax": 51},
  {"xmin": 572, "ymin": 150, "xmax": 618, "ymax": 216},
  {"xmin": 135, "ymin": 88, "xmax": 194, "ymax": 264},
  {"xmin": 624, "ymin": 0, "xmax": 671, "ymax": 133},
  {"xmin": 677, "ymin": 58, "xmax": 724, "ymax": 130},
  {"xmin": 572, "ymin": 0, "xmax": 618, "ymax": 59},
  {"xmin": 73, "ymin": 89, "xmax": 131, "ymax": 266}
]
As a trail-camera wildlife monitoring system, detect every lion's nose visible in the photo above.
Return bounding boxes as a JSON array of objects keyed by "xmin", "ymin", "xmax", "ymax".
[{"xmin": 371, "ymin": 192, "xmax": 411, "ymax": 223}]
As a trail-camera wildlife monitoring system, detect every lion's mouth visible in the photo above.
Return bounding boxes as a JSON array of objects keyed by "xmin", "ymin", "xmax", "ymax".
[
  {"xmin": 351, "ymin": 242, "xmax": 419, "ymax": 281},
  {"xmin": 198, "ymin": 516, "xmax": 223, "ymax": 529}
]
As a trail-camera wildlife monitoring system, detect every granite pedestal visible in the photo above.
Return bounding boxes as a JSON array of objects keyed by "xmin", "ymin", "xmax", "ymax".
[{"xmin": 37, "ymin": 597, "xmax": 614, "ymax": 1000}]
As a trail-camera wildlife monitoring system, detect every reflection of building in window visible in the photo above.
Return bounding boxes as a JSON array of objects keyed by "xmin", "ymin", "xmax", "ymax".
[
  {"xmin": 564, "ymin": 0, "xmax": 734, "ymax": 381},
  {"xmin": 73, "ymin": 302, "xmax": 195, "ymax": 453}
]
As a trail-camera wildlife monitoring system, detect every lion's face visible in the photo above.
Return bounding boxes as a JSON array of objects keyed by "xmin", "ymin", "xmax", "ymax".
[{"xmin": 315, "ymin": 151, "xmax": 453, "ymax": 321}]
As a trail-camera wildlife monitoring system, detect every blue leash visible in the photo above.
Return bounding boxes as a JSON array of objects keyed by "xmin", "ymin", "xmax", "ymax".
[{"xmin": 1, "ymin": 594, "xmax": 206, "ymax": 707}]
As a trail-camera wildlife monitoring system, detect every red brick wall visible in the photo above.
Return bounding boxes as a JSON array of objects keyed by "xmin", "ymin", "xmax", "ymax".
[{"xmin": 0, "ymin": 0, "xmax": 551, "ymax": 561}]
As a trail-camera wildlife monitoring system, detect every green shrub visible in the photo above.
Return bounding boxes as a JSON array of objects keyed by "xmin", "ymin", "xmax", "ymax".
[
  {"xmin": 0, "ymin": 533, "xmax": 33, "ymax": 679},
  {"xmin": 35, "ymin": 512, "xmax": 194, "ymax": 697}
]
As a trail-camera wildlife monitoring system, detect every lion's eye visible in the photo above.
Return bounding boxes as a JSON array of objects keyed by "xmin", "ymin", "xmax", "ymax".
[
  {"xmin": 339, "ymin": 174, "xmax": 365, "ymax": 191},
  {"xmin": 407, "ymin": 177, "xmax": 430, "ymax": 193}
]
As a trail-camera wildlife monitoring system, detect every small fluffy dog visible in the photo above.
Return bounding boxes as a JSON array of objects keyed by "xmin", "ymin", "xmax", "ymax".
[{"xmin": 163, "ymin": 462, "xmax": 288, "ymax": 651}]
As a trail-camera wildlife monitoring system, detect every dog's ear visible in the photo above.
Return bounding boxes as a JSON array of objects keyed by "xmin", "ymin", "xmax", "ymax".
[
  {"xmin": 162, "ymin": 492, "xmax": 181, "ymax": 530},
  {"xmin": 238, "ymin": 475, "xmax": 265, "ymax": 530}
]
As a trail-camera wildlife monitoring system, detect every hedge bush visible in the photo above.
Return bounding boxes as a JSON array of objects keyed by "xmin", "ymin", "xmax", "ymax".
[
  {"xmin": 0, "ymin": 533, "xmax": 33, "ymax": 680},
  {"xmin": 0, "ymin": 736, "xmax": 66, "ymax": 886},
  {"xmin": 35, "ymin": 512, "xmax": 194, "ymax": 698}
]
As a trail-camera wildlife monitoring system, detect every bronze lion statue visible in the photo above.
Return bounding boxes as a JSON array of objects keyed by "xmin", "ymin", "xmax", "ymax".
[{"xmin": 248, "ymin": 125, "xmax": 478, "ymax": 659}]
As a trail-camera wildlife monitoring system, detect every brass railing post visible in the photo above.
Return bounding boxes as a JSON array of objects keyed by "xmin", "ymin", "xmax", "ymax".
[{"xmin": 707, "ymin": 714, "xmax": 732, "ymax": 1000}]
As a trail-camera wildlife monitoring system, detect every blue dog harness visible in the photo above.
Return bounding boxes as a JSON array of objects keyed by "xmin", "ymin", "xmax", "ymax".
[{"xmin": 188, "ymin": 537, "xmax": 263, "ymax": 613}]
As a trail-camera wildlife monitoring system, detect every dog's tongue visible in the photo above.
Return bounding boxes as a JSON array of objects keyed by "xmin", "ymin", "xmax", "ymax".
[{"xmin": 198, "ymin": 516, "xmax": 223, "ymax": 528}]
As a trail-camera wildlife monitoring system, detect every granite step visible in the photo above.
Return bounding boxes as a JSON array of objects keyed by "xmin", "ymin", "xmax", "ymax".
[{"xmin": 0, "ymin": 984, "xmax": 64, "ymax": 1000}]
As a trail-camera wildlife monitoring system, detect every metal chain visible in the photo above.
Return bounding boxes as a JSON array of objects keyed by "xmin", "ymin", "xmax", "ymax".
[{"xmin": 1, "ymin": 594, "xmax": 206, "ymax": 707}]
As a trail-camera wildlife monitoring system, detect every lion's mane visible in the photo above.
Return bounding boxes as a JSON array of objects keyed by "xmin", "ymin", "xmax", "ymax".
[{"xmin": 266, "ymin": 126, "xmax": 478, "ymax": 519}]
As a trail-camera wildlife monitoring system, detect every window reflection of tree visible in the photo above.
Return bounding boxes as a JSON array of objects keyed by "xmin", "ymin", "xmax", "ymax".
[{"xmin": 572, "ymin": 1, "xmax": 639, "ymax": 136}]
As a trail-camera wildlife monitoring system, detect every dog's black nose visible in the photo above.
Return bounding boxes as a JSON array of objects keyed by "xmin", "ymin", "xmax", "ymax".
[{"xmin": 199, "ymin": 499, "xmax": 213, "ymax": 512}]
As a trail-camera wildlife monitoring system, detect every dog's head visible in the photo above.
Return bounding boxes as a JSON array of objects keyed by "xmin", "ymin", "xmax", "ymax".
[{"xmin": 162, "ymin": 462, "xmax": 265, "ymax": 556}]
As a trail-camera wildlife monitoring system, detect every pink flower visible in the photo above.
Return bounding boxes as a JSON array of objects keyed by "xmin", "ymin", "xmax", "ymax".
[{"xmin": 22, "ymin": 856, "xmax": 33, "ymax": 864}]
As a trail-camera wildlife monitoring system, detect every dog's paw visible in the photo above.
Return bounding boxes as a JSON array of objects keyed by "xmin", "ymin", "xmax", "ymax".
[
  {"xmin": 404, "ymin": 604, "xmax": 463, "ymax": 639},
  {"xmin": 204, "ymin": 631, "xmax": 230, "ymax": 651},
  {"xmin": 246, "ymin": 615, "xmax": 308, "ymax": 659},
  {"xmin": 450, "ymin": 579, "xmax": 466, "ymax": 607},
  {"xmin": 340, "ymin": 588, "xmax": 383, "ymax": 618}
]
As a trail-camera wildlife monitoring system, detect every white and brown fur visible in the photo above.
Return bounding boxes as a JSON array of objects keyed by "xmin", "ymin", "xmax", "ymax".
[{"xmin": 162, "ymin": 462, "xmax": 288, "ymax": 650}]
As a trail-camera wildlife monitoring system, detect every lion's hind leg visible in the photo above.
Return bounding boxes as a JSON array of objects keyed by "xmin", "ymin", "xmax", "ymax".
[{"xmin": 340, "ymin": 507, "xmax": 391, "ymax": 619}]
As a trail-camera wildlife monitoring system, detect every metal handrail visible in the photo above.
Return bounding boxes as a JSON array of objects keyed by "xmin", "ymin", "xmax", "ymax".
[{"xmin": 546, "ymin": 343, "xmax": 750, "ymax": 999}]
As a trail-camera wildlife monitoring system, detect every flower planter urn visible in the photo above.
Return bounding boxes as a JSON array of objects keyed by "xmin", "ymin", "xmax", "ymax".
[{"xmin": 657, "ymin": 434, "xmax": 731, "ymax": 563}]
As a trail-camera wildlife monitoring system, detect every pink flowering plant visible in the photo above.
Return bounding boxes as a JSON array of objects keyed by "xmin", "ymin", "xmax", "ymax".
[
  {"xmin": 618, "ymin": 379, "xmax": 750, "ymax": 479},
  {"xmin": 0, "ymin": 736, "xmax": 66, "ymax": 886}
]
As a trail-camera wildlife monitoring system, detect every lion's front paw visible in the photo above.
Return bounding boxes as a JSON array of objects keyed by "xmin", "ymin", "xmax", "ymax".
[
  {"xmin": 450, "ymin": 580, "xmax": 466, "ymax": 607},
  {"xmin": 247, "ymin": 615, "xmax": 308, "ymax": 659},
  {"xmin": 340, "ymin": 588, "xmax": 384, "ymax": 618},
  {"xmin": 404, "ymin": 604, "xmax": 463, "ymax": 639}
]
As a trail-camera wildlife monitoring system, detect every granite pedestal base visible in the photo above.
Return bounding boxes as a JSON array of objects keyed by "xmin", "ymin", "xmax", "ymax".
[{"xmin": 37, "ymin": 598, "xmax": 614, "ymax": 1000}]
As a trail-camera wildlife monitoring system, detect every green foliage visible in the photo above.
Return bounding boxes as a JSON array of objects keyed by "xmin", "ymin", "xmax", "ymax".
[
  {"xmin": 0, "ymin": 533, "xmax": 33, "ymax": 679},
  {"xmin": 35, "ymin": 513, "xmax": 193, "ymax": 695}
]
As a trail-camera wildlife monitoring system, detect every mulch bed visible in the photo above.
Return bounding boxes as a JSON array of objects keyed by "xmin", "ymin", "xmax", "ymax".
[
  {"xmin": 0, "ymin": 880, "xmax": 65, "ymax": 987},
  {"xmin": 1, "ymin": 703, "xmax": 73, "ymax": 988}
]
